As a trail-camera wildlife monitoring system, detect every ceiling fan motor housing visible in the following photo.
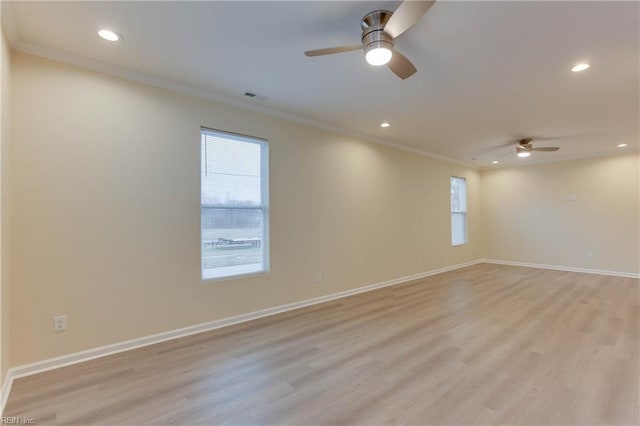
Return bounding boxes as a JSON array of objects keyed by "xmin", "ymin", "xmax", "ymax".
[
  {"xmin": 517, "ymin": 138, "xmax": 533, "ymax": 152},
  {"xmin": 361, "ymin": 10, "xmax": 394, "ymax": 54}
]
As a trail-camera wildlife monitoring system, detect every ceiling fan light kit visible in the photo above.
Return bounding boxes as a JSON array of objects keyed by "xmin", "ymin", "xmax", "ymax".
[{"xmin": 365, "ymin": 45, "xmax": 393, "ymax": 66}]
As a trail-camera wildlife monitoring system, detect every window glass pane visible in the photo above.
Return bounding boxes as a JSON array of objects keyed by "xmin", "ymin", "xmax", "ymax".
[
  {"xmin": 202, "ymin": 208, "xmax": 264, "ymax": 279},
  {"xmin": 451, "ymin": 177, "xmax": 467, "ymax": 212},
  {"xmin": 451, "ymin": 178, "xmax": 460, "ymax": 212},
  {"xmin": 202, "ymin": 133, "xmax": 262, "ymax": 207},
  {"xmin": 451, "ymin": 213, "xmax": 467, "ymax": 245}
]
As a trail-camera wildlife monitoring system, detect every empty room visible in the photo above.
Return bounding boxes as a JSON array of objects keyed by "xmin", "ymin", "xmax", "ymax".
[{"xmin": 0, "ymin": 0, "xmax": 638, "ymax": 425}]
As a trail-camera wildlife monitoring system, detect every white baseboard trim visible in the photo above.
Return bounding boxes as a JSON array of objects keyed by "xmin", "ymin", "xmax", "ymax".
[
  {"xmin": 484, "ymin": 259, "xmax": 640, "ymax": 279},
  {"xmin": 0, "ymin": 258, "xmax": 484, "ymax": 414},
  {"xmin": 0, "ymin": 371, "xmax": 12, "ymax": 417},
  {"xmin": 2, "ymin": 257, "xmax": 635, "ymax": 415}
]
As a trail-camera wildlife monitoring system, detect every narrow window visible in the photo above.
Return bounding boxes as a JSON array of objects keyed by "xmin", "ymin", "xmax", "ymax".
[
  {"xmin": 201, "ymin": 128, "xmax": 269, "ymax": 280},
  {"xmin": 451, "ymin": 176, "xmax": 467, "ymax": 246}
]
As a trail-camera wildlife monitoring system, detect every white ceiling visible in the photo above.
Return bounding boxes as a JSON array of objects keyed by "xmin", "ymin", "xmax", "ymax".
[{"xmin": 5, "ymin": 1, "xmax": 639, "ymax": 167}]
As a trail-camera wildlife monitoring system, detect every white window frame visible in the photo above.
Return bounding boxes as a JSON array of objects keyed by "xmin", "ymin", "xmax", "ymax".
[
  {"xmin": 451, "ymin": 176, "xmax": 468, "ymax": 247},
  {"xmin": 200, "ymin": 127, "xmax": 270, "ymax": 281}
]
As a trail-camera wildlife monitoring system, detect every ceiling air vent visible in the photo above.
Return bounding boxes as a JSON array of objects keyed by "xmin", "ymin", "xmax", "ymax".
[{"xmin": 243, "ymin": 91, "xmax": 268, "ymax": 101}]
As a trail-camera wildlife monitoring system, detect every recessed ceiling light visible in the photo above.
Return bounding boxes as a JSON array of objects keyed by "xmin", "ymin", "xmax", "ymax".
[
  {"xmin": 571, "ymin": 63, "xmax": 590, "ymax": 72},
  {"xmin": 380, "ymin": 122, "xmax": 390, "ymax": 128},
  {"xmin": 517, "ymin": 152, "xmax": 531, "ymax": 158},
  {"xmin": 617, "ymin": 143, "xmax": 628, "ymax": 148},
  {"xmin": 98, "ymin": 29, "xmax": 121, "ymax": 42},
  {"xmin": 492, "ymin": 160, "xmax": 499, "ymax": 164}
]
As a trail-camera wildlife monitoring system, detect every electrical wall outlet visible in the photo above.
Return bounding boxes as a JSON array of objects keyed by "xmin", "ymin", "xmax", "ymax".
[
  {"xmin": 586, "ymin": 252, "xmax": 595, "ymax": 261},
  {"xmin": 53, "ymin": 315, "xmax": 67, "ymax": 332},
  {"xmin": 315, "ymin": 272, "xmax": 323, "ymax": 283}
]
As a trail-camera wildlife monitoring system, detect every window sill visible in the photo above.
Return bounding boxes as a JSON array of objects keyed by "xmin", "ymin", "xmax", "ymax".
[{"xmin": 201, "ymin": 265, "xmax": 269, "ymax": 282}]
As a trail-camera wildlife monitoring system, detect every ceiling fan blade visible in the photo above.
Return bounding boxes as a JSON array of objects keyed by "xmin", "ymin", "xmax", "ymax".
[
  {"xmin": 384, "ymin": 0, "xmax": 436, "ymax": 39},
  {"xmin": 387, "ymin": 50, "xmax": 417, "ymax": 79},
  {"xmin": 304, "ymin": 45, "xmax": 362, "ymax": 57},
  {"xmin": 532, "ymin": 147, "xmax": 560, "ymax": 152}
]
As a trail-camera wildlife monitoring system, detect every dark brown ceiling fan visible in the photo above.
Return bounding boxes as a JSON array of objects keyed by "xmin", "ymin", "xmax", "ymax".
[{"xmin": 304, "ymin": 1, "xmax": 436, "ymax": 79}]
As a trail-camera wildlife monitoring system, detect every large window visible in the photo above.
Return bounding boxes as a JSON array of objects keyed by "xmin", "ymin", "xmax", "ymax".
[
  {"xmin": 451, "ymin": 176, "xmax": 467, "ymax": 246},
  {"xmin": 201, "ymin": 128, "xmax": 269, "ymax": 280}
]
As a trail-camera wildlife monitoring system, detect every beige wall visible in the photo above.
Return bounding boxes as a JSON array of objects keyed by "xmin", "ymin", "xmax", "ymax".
[
  {"xmin": 5, "ymin": 49, "xmax": 639, "ymax": 370},
  {"xmin": 10, "ymin": 52, "xmax": 483, "ymax": 366},
  {"xmin": 482, "ymin": 154, "xmax": 640, "ymax": 274},
  {"xmin": 1, "ymin": 15, "xmax": 11, "ymax": 382}
]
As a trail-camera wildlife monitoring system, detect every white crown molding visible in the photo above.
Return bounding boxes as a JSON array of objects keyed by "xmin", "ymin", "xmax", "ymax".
[
  {"xmin": 4, "ymin": 8, "xmax": 636, "ymax": 171},
  {"xmin": 11, "ymin": 39, "xmax": 476, "ymax": 169},
  {"xmin": 480, "ymin": 148, "xmax": 640, "ymax": 170},
  {"xmin": 484, "ymin": 259, "xmax": 640, "ymax": 279}
]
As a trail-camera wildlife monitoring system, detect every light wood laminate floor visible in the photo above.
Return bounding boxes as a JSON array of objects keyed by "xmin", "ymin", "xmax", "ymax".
[{"xmin": 5, "ymin": 264, "xmax": 639, "ymax": 425}]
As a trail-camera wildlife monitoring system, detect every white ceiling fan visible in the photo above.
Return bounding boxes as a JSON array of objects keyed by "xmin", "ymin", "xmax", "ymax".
[{"xmin": 304, "ymin": 1, "xmax": 436, "ymax": 79}]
